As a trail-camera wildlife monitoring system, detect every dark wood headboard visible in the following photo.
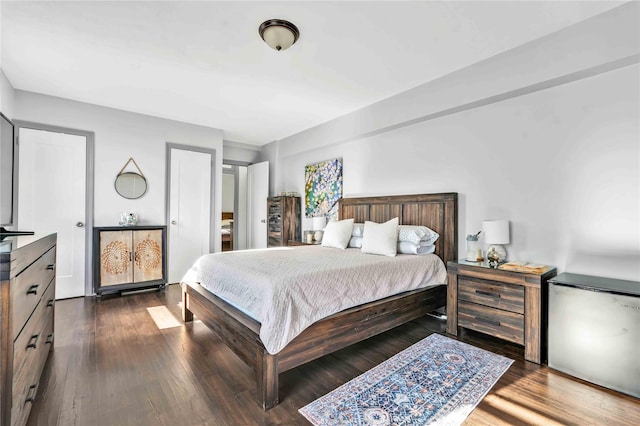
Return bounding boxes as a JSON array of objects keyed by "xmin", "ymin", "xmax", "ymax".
[
  {"xmin": 222, "ymin": 212, "xmax": 233, "ymax": 221},
  {"xmin": 338, "ymin": 193, "xmax": 458, "ymax": 265}
]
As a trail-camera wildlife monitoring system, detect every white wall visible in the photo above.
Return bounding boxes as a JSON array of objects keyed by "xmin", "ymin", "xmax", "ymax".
[
  {"xmin": 13, "ymin": 90, "xmax": 224, "ymax": 249},
  {"xmin": 0, "ymin": 70, "xmax": 14, "ymax": 117},
  {"xmin": 223, "ymin": 140, "xmax": 262, "ymax": 164},
  {"xmin": 222, "ymin": 172, "xmax": 234, "ymax": 211},
  {"xmin": 263, "ymin": 4, "xmax": 640, "ymax": 281}
]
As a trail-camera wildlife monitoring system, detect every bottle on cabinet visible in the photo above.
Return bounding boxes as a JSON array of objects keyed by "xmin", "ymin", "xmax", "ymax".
[{"xmin": 465, "ymin": 232, "xmax": 482, "ymax": 262}]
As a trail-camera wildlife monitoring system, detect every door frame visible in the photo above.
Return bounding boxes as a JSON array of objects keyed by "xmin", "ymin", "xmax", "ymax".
[
  {"xmin": 165, "ymin": 143, "xmax": 217, "ymax": 264},
  {"xmin": 13, "ymin": 120, "xmax": 95, "ymax": 296}
]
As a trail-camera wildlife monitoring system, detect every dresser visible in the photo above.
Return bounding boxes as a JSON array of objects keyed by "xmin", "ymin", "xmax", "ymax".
[
  {"xmin": 446, "ymin": 260, "xmax": 556, "ymax": 364},
  {"xmin": 93, "ymin": 226, "xmax": 166, "ymax": 296},
  {"xmin": 0, "ymin": 233, "xmax": 57, "ymax": 426},
  {"xmin": 267, "ymin": 196, "xmax": 301, "ymax": 247}
]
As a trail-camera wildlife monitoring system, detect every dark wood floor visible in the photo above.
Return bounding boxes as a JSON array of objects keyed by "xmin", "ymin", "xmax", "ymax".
[{"xmin": 27, "ymin": 284, "xmax": 638, "ymax": 426}]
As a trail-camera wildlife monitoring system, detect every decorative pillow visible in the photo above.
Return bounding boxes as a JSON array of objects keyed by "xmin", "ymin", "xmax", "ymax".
[
  {"xmin": 348, "ymin": 236, "xmax": 363, "ymax": 248},
  {"xmin": 361, "ymin": 218, "xmax": 399, "ymax": 257},
  {"xmin": 351, "ymin": 223, "xmax": 365, "ymax": 237},
  {"xmin": 398, "ymin": 225, "xmax": 439, "ymax": 245},
  {"xmin": 321, "ymin": 218, "xmax": 355, "ymax": 249},
  {"xmin": 397, "ymin": 241, "xmax": 436, "ymax": 255}
]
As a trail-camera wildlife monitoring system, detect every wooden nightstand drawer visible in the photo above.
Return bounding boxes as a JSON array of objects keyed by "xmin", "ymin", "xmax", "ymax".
[
  {"xmin": 458, "ymin": 276, "xmax": 524, "ymax": 314},
  {"xmin": 458, "ymin": 301, "xmax": 524, "ymax": 345}
]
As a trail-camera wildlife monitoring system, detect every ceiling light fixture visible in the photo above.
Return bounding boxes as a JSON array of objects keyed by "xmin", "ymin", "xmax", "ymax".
[{"xmin": 259, "ymin": 19, "xmax": 300, "ymax": 51}]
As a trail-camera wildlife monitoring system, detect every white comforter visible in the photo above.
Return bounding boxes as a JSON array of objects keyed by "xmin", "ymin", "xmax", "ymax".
[{"xmin": 181, "ymin": 246, "xmax": 447, "ymax": 354}]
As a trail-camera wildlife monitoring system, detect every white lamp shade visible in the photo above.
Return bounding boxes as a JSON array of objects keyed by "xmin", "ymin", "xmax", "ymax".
[
  {"xmin": 483, "ymin": 220, "xmax": 510, "ymax": 244},
  {"xmin": 312, "ymin": 216, "xmax": 327, "ymax": 231}
]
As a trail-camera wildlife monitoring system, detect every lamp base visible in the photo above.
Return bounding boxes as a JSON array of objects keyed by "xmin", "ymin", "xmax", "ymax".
[{"xmin": 486, "ymin": 245, "xmax": 507, "ymax": 268}]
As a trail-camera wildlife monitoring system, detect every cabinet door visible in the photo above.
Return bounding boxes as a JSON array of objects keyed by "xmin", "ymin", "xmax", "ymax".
[
  {"xmin": 99, "ymin": 230, "xmax": 133, "ymax": 287},
  {"xmin": 267, "ymin": 198, "xmax": 282, "ymax": 247},
  {"xmin": 133, "ymin": 229, "xmax": 164, "ymax": 283}
]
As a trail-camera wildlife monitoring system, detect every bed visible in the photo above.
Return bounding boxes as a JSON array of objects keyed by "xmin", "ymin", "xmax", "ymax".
[
  {"xmin": 221, "ymin": 211, "xmax": 233, "ymax": 251},
  {"xmin": 181, "ymin": 192, "xmax": 458, "ymax": 410}
]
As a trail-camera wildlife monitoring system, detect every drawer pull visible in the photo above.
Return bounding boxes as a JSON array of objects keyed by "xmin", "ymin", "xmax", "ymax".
[
  {"xmin": 25, "ymin": 384, "xmax": 37, "ymax": 403},
  {"xmin": 46, "ymin": 333, "xmax": 54, "ymax": 345},
  {"xmin": 46, "ymin": 263, "xmax": 56, "ymax": 270},
  {"xmin": 47, "ymin": 299, "xmax": 55, "ymax": 308},
  {"xmin": 476, "ymin": 316, "xmax": 501, "ymax": 327},
  {"xmin": 475, "ymin": 289, "xmax": 501, "ymax": 298},
  {"xmin": 27, "ymin": 284, "xmax": 40, "ymax": 295},
  {"xmin": 27, "ymin": 334, "xmax": 39, "ymax": 349}
]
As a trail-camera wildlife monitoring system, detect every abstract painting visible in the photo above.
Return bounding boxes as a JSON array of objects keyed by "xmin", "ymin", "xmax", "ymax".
[{"xmin": 305, "ymin": 158, "xmax": 343, "ymax": 218}]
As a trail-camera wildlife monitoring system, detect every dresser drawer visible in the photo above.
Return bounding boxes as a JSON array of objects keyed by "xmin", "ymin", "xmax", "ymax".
[
  {"xmin": 11, "ymin": 312, "xmax": 53, "ymax": 426},
  {"xmin": 12, "ymin": 247, "xmax": 56, "ymax": 337},
  {"xmin": 458, "ymin": 276, "xmax": 524, "ymax": 314},
  {"xmin": 13, "ymin": 279, "xmax": 55, "ymax": 377},
  {"xmin": 458, "ymin": 301, "xmax": 524, "ymax": 345}
]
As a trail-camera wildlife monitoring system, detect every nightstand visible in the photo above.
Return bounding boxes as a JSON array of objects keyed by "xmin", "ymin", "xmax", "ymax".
[
  {"xmin": 287, "ymin": 240, "xmax": 320, "ymax": 246},
  {"xmin": 446, "ymin": 260, "xmax": 557, "ymax": 364}
]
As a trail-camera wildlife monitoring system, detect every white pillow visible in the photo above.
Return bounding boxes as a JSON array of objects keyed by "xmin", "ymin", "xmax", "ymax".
[
  {"xmin": 321, "ymin": 218, "xmax": 354, "ymax": 249},
  {"xmin": 398, "ymin": 225, "xmax": 439, "ymax": 245},
  {"xmin": 397, "ymin": 241, "xmax": 436, "ymax": 255},
  {"xmin": 361, "ymin": 218, "xmax": 399, "ymax": 257}
]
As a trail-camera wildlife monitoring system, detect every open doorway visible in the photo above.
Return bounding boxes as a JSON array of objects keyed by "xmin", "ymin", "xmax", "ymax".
[{"xmin": 222, "ymin": 163, "xmax": 248, "ymax": 251}]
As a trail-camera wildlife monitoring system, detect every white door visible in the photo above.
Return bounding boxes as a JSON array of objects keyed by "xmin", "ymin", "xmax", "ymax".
[
  {"xmin": 247, "ymin": 161, "xmax": 269, "ymax": 249},
  {"xmin": 18, "ymin": 128, "xmax": 86, "ymax": 299},
  {"xmin": 168, "ymin": 147, "xmax": 213, "ymax": 283}
]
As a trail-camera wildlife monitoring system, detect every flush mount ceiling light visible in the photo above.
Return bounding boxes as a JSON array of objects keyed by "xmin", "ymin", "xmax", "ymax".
[{"xmin": 259, "ymin": 19, "xmax": 300, "ymax": 51}]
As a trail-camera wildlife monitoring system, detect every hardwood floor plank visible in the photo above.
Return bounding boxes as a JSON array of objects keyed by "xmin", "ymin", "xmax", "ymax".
[{"xmin": 26, "ymin": 284, "xmax": 639, "ymax": 426}]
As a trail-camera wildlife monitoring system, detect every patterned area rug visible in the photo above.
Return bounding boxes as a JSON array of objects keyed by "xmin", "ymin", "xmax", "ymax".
[{"xmin": 299, "ymin": 333, "xmax": 513, "ymax": 425}]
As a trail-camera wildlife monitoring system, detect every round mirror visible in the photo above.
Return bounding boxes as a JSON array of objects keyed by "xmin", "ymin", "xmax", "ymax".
[{"xmin": 115, "ymin": 172, "xmax": 147, "ymax": 199}]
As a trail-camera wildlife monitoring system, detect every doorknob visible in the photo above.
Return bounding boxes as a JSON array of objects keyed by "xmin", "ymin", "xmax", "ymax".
[
  {"xmin": 261, "ymin": 219, "xmax": 266, "ymax": 223},
  {"xmin": 171, "ymin": 220, "xmax": 177, "ymax": 225},
  {"xmin": 76, "ymin": 222, "xmax": 84, "ymax": 228}
]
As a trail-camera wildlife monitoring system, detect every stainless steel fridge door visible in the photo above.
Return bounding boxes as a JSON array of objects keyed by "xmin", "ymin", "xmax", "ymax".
[{"xmin": 548, "ymin": 283, "xmax": 639, "ymax": 397}]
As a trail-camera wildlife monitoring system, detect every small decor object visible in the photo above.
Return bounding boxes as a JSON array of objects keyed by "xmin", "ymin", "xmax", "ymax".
[
  {"xmin": 259, "ymin": 19, "xmax": 300, "ymax": 51},
  {"xmin": 465, "ymin": 231, "xmax": 482, "ymax": 262},
  {"xmin": 115, "ymin": 157, "xmax": 148, "ymax": 199},
  {"xmin": 300, "ymin": 333, "xmax": 513, "ymax": 426},
  {"xmin": 305, "ymin": 231, "xmax": 314, "ymax": 244},
  {"xmin": 483, "ymin": 219, "xmax": 510, "ymax": 267},
  {"xmin": 305, "ymin": 158, "xmax": 343, "ymax": 219},
  {"xmin": 499, "ymin": 261, "xmax": 549, "ymax": 274},
  {"xmin": 120, "ymin": 212, "xmax": 138, "ymax": 226}
]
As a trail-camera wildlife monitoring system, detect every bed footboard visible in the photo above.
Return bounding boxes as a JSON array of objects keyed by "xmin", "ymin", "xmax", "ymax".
[
  {"xmin": 181, "ymin": 282, "xmax": 281, "ymax": 409},
  {"xmin": 181, "ymin": 281, "xmax": 446, "ymax": 410}
]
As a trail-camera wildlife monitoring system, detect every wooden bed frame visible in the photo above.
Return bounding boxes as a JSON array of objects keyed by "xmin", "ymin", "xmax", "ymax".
[{"xmin": 181, "ymin": 192, "xmax": 458, "ymax": 410}]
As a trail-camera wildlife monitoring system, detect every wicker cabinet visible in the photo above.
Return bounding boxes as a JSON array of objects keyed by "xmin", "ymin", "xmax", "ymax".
[
  {"xmin": 267, "ymin": 196, "xmax": 301, "ymax": 247},
  {"xmin": 93, "ymin": 226, "xmax": 166, "ymax": 296}
]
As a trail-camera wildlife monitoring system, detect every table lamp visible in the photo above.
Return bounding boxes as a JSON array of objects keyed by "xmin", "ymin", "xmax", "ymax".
[
  {"xmin": 483, "ymin": 220, "xmax": 510, "ymax": 267},
  {"xmin": 312, "ymin": 216, "xmax": 327, "ymax": 242}
]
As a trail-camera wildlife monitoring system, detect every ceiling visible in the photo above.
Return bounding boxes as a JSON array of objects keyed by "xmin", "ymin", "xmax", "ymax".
[{"xmin": 1, "ymin": 1, "xmax": 625, "ymax": 146}]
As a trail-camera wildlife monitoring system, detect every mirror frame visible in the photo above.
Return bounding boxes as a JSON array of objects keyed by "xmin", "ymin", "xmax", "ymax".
[{"xmin": 115, "ymin": 171, "xmax": 148, "ymax": 199}]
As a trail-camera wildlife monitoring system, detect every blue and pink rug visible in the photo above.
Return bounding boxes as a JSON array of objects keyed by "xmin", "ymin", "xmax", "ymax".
[{"xmin": 299, "ymin": 333, "xmax": 512, "ymax": 425}]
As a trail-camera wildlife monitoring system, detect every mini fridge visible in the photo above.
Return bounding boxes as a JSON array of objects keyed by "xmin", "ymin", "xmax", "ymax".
[{"xmin": 548, "ymin": 273, "xmax": 639, "ymax": 398}]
